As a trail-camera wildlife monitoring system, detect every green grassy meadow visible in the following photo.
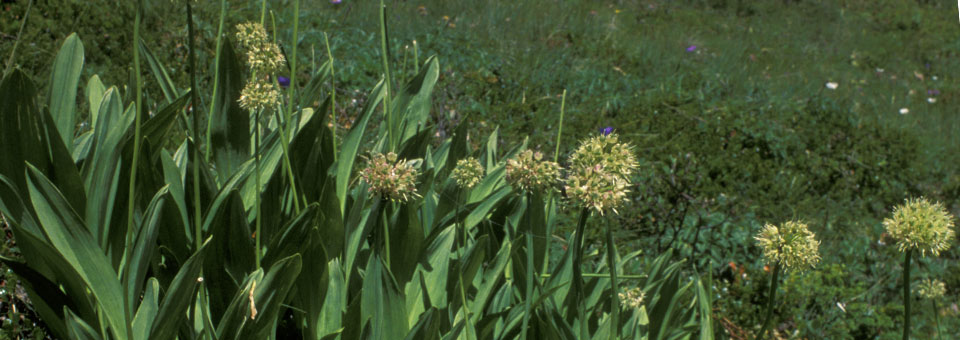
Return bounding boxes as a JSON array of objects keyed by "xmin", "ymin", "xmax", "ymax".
[{"xmin": 1, "ymin": 0, "xmax": 959, "ymax": 339}]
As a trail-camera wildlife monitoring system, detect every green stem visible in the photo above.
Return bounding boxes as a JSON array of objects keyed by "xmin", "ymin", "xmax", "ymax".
[
  {"xmin": 756, "ymin": 262, "xmax": 781, "ymax": 340},
  {"xmin": 540, "ymin": 273, "xmax": 647, "ymax": 279},
  {"xmin": 605, "ymin": 222, "xmax": 620, "ymax": 339},
  {"xmin": 254, "ymin": 108, "xmax": 263, "ymax": 268},
  {"xmin": 4, "ymin": 0, "xmax": 31, "ymax": 74},
  {"xmin": 458, "ymin": 271, "xmax": 472, "ymax": 340},
  {"xmin": 573, "ymin": 207, "xmax": 590, "ymax": 340},
  {"xmin": 381, "ymin": 199, "xmax": 391, "ymax": 268},
  {"xmin": 285, "ymin": 0, "xmax": 301, "ymax": 212},
  {"xmin": 412, "ymin": 40, "xmax": 419, "ymax": 74},
  {"xmin": 186, "ymin": 0, "xmax": 202, "ymax": 256},
  {"xmin": 554, "ymin": 89, "xmax": 566, "ymax": 164},
  {"xmin": 259, "ymin": 0, "xmax": 267, "ymax": 25},
  {"xmin": 378, "ymin": 0, "xmax": 394, "ymax": 151},
  {"xmin": 903, "ymin": 249, "xmax": 912, "ymax": 340},
  {"xmin": 932, "ymin": 299, "xmax": 942, "ymax": 340},
  {"xmin": 542, "ymin": 89, "xmax": 566, "ymax": 281},
  {"xmin": 205, "ymin": 0, "xmax": 227, "ymax": 160},
  {"xmin": 185, "ymin": 5, "xmax": 212, "ymax": 339},
  {"xmin": 521, "ymin": 194, "xmax": 535, "ymax": 340},
  {"xmin": 456, "ymin": 190, "xmax": 464, "ymax": 255},
  {"xmin": 123, "ymin": 1, "xmax": 143, "ymax": 339},
  {"xmin": 273, "ymin": 108, "xmax": 302, "ymax": 213},
  {"xmin": 324, "ymin": 32, "xmax": 337, "ymax": 161}
]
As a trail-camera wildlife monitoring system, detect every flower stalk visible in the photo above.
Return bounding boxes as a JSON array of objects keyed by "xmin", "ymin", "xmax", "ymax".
[{"xmin": 756, "ymin": 262, "xmax": 781, "ymax": 340}]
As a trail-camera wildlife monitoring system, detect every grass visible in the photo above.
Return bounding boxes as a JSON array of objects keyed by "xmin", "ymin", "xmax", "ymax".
[{"xmin": 1, "ymin": 0, "xmax": 958, "ymax": 338}]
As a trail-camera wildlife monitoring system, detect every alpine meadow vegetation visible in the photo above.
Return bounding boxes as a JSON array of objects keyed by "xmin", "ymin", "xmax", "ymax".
[{"xmin": 0, "ymin": 0, "xmax": 958, "ymax": 339}]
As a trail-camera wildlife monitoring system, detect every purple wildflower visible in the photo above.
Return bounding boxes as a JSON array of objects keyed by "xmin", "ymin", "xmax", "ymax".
[
  {"xmin": 331, "ymin": 0, "xmax": 342, "ymax": 3},
  {"xmin": 686, "ymin": 45, "xmax": 697, "ymax": 52},
  {"xmin": 277, "ymin": 76, "xmax": 290, "ymax": 88},
  {"xmin": 927, "ymin": 89, "xmax": 940, "ymax": 96},
  {"xmin": 601, "ymin": 126, "xmax": 614, "ymax": 136}
]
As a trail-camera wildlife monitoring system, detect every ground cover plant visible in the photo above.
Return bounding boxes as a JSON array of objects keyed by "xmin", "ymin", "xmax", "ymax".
[{"xmin": 0, "ymin": 0, "xmax": 958, "ymax": 339}]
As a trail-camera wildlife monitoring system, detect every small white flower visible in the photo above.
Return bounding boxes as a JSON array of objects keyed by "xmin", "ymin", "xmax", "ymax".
[
  {"xmin": 876, "ymin": 68, "xmax": 885, "ymax": 73},
  {"xmin": 932, "ymin": 76, "xmax": 938, "ymax": 81},
  {"xmin": 927, "ymin": 97, "xmax": 937, "ymax": 104},
  {"xmin": 899, "ymin": 108, "xmax": 910, "ymax": 115},
  {"xmin": 825, "ymin": 82, "xmax": 839, "ymax": 90}
]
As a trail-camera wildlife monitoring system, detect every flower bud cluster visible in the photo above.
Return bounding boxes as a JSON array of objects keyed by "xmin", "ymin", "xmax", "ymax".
[
  {"xmin": 565, "ymin": 133, "xmax": 637, "ymax": 215},
  {"xmin": 916, "ymin": 278, "xmax": 946, "ymax": 299},
  {"xmin": 360, "ymin": 152, "xmax": 420, "ymax": 203},
  {"xmin": 505, "ymin": 150, "xmax": 561, "ymax": 193},
  {"xmin": 618, "ymin": 287, "xmax": 645, "ymax": 309},
  {"xmin": 452, "ymin": 157, "xmax": 485, "ymax": 189},
  {"xmin": 239, "ymin": 81, "xmax": 281, "ymax": 113},
  {"xmin": 755, "ymin": 221, "xmax": 821, "ymax": 271},
  {"xmin": 235, "ymin": 22, "xmax": 286, "ymax": 112},
  {"xmin": 883, "ymin": 197, "xmax": 955, "ymax": 257}
]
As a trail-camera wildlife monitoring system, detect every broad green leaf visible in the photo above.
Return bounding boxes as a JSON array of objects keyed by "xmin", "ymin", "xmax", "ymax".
[
  {"xmin": 86, "ymin": 74, "xmax": 106, "ymax": 130},
  {"xmin": 419, "ymin": 225, "xmax": 456, "ymax": 308},
  {"xmin": 471, "ymin": 238, "xmax": 512, "ymax": 323},
  {"xmin": 123, "ymin": 187, "xmax": 167, "ymax": 315},
  {"xmin": 203, "ymin": 189, "xmax": 255, "ymax": 322},
  {"xmin": 696, "ymin": 273, "xmax": 714, "ymax": 340},
  {"xmin": 65, "ymin": 308, "xmax": 102, "ymax": 340},
  {"xmin": 318, "ymin": 259, "xmax": 345, "ymax": 339},
  {"xmin": 49, "ymin": 33, "xmax": 84, "ymax": 148},
  {"xmin": 132, "ymin": 278, "xmax": 160, "ymax": 340},
  {"xmin": 138, "ymin": 39, "xmax": 179, "ymax": 103},
  {"xmin": 336, "ymin": 80, "xmax": 385, "ymax": 214},
  {"xmin": 390, "ymin": 203, "xmax": 425, "ymax": 285},
  {"xmin": 403, "ymin": 307, "xmax": 441, "ymax": 340},
  {"xmin": 395, "ymin": 56, "xmax": 440, "ymax": 144},
  {"xmin": 82, "ymin": 88, "xmax": 131, "ymax": 248},
  {"xmin": 0, "ymin": 70, "xmax": 86, "ymax": 231},
  {"xmin": 465, "ymin": 186, "xmax": 511, "ymax": 231},
  {"xmin": 296, "ymin": 230, "xmax": 329, "ymax": 340},
  {"xmin": 216, "ymin": 255, "xmax": 303, "ymax": 340},
  {"xmin": 25, "ymin": 164, "xmax": 129, "ymax": 340},
  {"xmin": 361, "ymin": 255, "xmax": 408, "ymax": 340},
  {"xmin": 143, "ymin": 91, "xmax": 191, "ymax": 152},
  {"xmin": 208, "ymin": 39, "xmax": 249, "ymax": 181},
  {"xmin": 149, "ymin": 240, "xmax": 210, "ymax": 340}
]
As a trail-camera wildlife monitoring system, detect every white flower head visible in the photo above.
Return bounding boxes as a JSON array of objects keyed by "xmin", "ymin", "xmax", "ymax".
[
  {"xmin": 899, "ymin": 108, "xmax": 910, "ymax": 115},
  {"xmin": 825, "ymin": 82, "xmax": 839, "ymax": 90}
]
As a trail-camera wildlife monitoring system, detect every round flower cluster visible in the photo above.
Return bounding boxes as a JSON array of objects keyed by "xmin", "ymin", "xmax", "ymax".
[
  {"xmin": 565, "ymin": 133, "xmax": 637, "ymax": 215},
  {"xmin": 618, "ymin": 287, "xmax": 645, "ymax": 309},
  {"xmin": 359, "ymin": 152, "xmax": 420, "ymax": 203},
  {"xmin": 236, "ymin": 22, "xmax": 268, "ymax": 51},
  {"xmin": 916, "ymin": 278, "xmax": 946, "ymax": 299},
  {"xmin": 239, "ymin": 81, "xmax": 281, "ymax": 112},
  {"xmin": 883, "ymin": 197, "xmax": 955, "ymax": 257},
  {"xmin": 755, "ymin": 221, "xmax": 821, "ymax": 271},
  {"xmin": 505, "ymin": 150, "xmax": 561, "ymax": 193},
  {"xmin": 235, "ymin": 22, "xmax": 287, "ymax": 112},
  {"xmin": 451, "ymin": 157, "xmax": 484, "ymax": 189}
]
